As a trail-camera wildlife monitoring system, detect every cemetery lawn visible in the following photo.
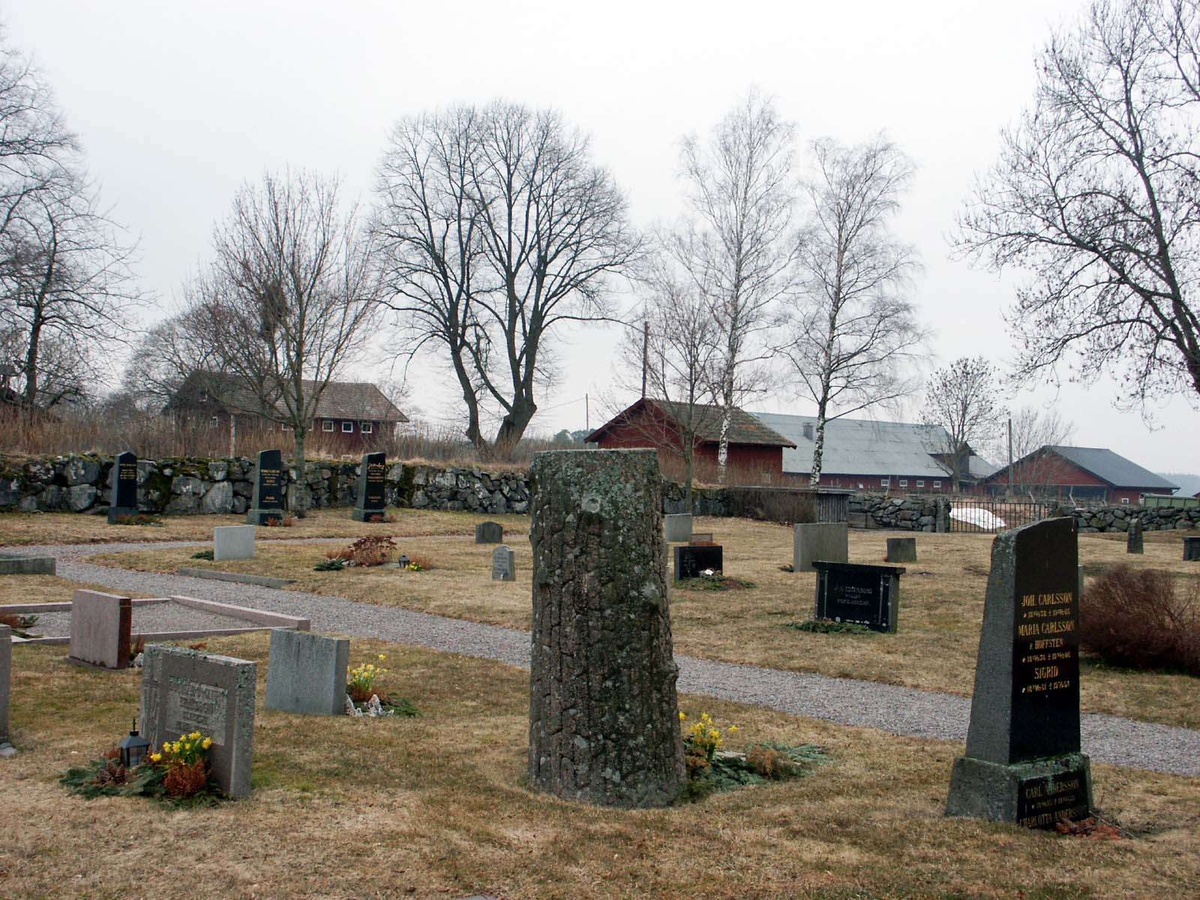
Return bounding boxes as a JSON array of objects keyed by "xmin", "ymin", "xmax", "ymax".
[
  {"xmin": 90, "ymin": 520, "xmax": 1200, "ymax": 730},
  {"xmin": 0, "ymin": 507, "xmax": 529, "ymax": 546},
  {"xmin": 0, "ymin": 574, "xmax": 149, "ymax": 606},
  {"xmin": 2, "ymin": 633, "xmax": 1198, "ymax": 900}
]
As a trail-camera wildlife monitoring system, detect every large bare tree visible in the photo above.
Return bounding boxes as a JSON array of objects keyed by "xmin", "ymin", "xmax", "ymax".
[
  {"xmin": 665, "ymin": 90, "xmax": 799, "ymax": 482},
  {"xmin": 374, "ymin": 101, "xmax": 640, "ymax": 458},
  {"xmin": 957, "ymin": 0, "xmax": 1200, "ymax": 410},
  {"xmin": 781, "ymin": 135, "xmax": 924, "ymax": 485},
  {"xmin": 187, "ymin": 170, "xmax": 382, "ymax": 511},
  {"xmin": 923, "ymin": 357, "xmax": 1006, "ymax": 490}
]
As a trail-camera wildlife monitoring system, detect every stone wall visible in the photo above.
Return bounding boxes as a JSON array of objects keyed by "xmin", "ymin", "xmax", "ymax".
[
  {"xmin": 1071, "ymin": 504, "xmax": 1199, "ymax": 533},
  {"xmin": 850, "ymin": 494, "xmax": 952, "ymax": 532}
]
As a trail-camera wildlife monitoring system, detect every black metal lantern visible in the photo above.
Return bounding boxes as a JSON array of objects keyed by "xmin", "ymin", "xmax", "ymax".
[
  {"xmin": 118, "ymin": 719, "xmax": 151, "ymax": 768},
  {"xmin": 398, "ymin": 554, "xmax": 411, "ymax": 568}
]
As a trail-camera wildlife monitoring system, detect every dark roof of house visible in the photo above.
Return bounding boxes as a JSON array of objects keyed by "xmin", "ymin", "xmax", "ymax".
[
  {"xmin": 586, "ymin": 398, "xmax": 795, "ymax": 448},
  {"xmin": 985, "ymin": 445, "xmax": 1178, "ymax": 492},
  {"xmin": 172, "ymin": 371, "xmax": 408, "ymax": 423}
]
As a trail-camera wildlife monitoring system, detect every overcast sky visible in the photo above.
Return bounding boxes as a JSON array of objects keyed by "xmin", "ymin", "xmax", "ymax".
[{"xmin": 6, "ymin": 0, "xmax": 1199, "ymax": 474}]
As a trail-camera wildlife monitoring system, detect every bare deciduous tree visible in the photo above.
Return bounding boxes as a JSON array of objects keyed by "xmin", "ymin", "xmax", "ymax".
[
  {"xmin": 781, "ymin": 135, "xmax": 924, "ymax": 485},
  {"xmin": 187, "ymin": 170, "xmax": 382, "ymax": 512},
  {"xmin": 956, "ymin": 0, "xmax": 1200, "ymax": 410},
  {"xmin": 995, "ymin": 405, "xmax": 1077, "ymax": 495},
  {"xmin": 923, "ymin": 356, "xmax": 1006, "ymax": 490},
  {"xmin": 668, "ymin": 90, "xmax": 799, "ymax": 482},
  {"xmin": 374, "ymin": 101, "xmax": 640, "ymax": 458}
]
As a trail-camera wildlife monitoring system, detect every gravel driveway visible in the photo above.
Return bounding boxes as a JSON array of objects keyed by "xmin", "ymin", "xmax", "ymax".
[{"xmin": 10, "ymin": 539, "xmax": 1200, "ymax": 777}]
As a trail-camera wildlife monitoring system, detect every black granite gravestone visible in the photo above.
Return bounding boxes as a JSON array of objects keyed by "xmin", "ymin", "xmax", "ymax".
[
  {"xmin": 1127, "ymin": 519, "xmax": 1143, "ymax": 554},
  {"xmin": 1184, "ymin": 536, "xmax": 1200, "ymax": 561},
  {"xmin": 946, "ymin": 516, "xmax": 1093, "ymax": 828},
  {"xmin": 245, "ymin": 449, "xmax": 285, "ymax": 525},
  {"xmin": 812, "ymin": 561, "xmax": 904, "ymax": 632},
  {"xmin": 352, "ymin": 452, "xmax": 388, "ymax": 522},
  {"xmin": 107, "ymin": 450, "xmax": 139, "ymax": 524},
  {"xmin": 673, "ymin": 544, "xmax": 724, "ymax": 581}
]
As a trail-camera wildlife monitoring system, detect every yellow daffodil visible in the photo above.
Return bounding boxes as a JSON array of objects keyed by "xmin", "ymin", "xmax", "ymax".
[
  {"xmin": 202, "ymin": 737, "xmax": 213, "ymax": 750},
  {"xmin": 679, "ymin": 711, "xmax": 687, "ymax": 722},
  {"xmin": 150, "ymin": 752, "xmax": 162, "ymax": 763}
]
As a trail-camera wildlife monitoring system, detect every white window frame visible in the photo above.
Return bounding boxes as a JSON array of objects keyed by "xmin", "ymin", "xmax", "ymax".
[
  {"xmin": 209, "ymin": 416, "xmax": 218, "ymax": 428},
  {"xmin": 322, "ymin": 420, "xmax": 334, "ymax": 432},
  {"xmin": 933, "ymin": 480, "xmax": 942, "ymax": 489},
  {"xmin": 341, "ymin": 421, "xmax": 354, "ymax": 433},
  {"xmin": 899, "ymin": 479, "xmax": 909, "ymax": 488},
  {"xmin": 199, "ymin": 390, "xmax": 209, "ymax": 402},
  {"xmin": 1121, "ymin": 497, "xmax": 1130, "ymax": 505},
  {"xmin": 361, "ymin": 421, "xmax": 373, "ymax": 434},
  {"xmin": 916, "ymin": 480, "xmax": 924, "ymax": 488},
  {"xmin": 880, "ymin": 478, "xmax": 890, "ymax": 488},
  {"xmin": 281, "ymin": 423, "xmax": 293, "ymax": 432}
]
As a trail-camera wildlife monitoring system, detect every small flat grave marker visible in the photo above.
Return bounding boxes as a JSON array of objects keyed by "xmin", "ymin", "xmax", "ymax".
[
  {"xmin": 352, "ymin": 451, "xmax": 388, "ymax": 522},
  {"xmin": 673, "ymin": 544, "xmax": 724, "ymax": 581},
  {"xmin": 812, "ymin": 562, "xmax": 903, "ymax": 633},
  {"xmin": 213, "ymin": 525, "xmax": 256, "ymax": 562},
  {"xmin": 68, "ymin": 590, "xmax": 132, "ymax": 669},
  {"xmin": 265, "ymin": 630, "xmax": 349, "ymax": 716},
  {"xmin": 107, "ymin": 450, "xmax": 139, "ymax": 523},
  {"xmin": 475, "ymin": 521, "xmax": 504, "ymax": 544},
  {"xmin": 141, "ymin": 645, "xmax": 256, "ymax": 797},
  {"xmin": 245, "ymin": 449, "xmax": 285, "ymax": 525},
  {"xmin": 491, "ymin": 545, "xmax": 516, "ymax": 582},
  {"xmin": 946, "ymin": 516, "xmax": 1093, "ymax": 828}
]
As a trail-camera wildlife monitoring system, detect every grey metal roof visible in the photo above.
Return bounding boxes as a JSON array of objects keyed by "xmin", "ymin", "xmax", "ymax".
[
  {"xmin": 750, "ymin": 412, "xmax": 958, "ymax": 478},
  {"xmin": 1048, "ymin": 446, "xmax": 1178, "ymax": 491}
]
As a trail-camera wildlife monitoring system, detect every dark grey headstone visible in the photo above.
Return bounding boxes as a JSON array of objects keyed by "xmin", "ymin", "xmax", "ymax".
[
  {"xmin": 1184, "ymin": 536, "xmax": 1200, "ymax": 561},
  {"xmin": 265, "ymin": 630, "xmax": 349, "ymax": 716},
  {"xmin": 141, "ymin": 645, "xmax": 256, "ymax": 797},
  {"xmin": 812, "ymin": 561, "xmax": 903, "ymax": 633},
  {"xmin": 1126, "ymin": 519, "xmax": 1143, "ymax": 554},
  {"xmin": 673, "ymin": 544, "xmax": 723, "ymax": 581},
  {"xmin": 107, "ymin": 450, "xmax": 139, "ymax": 523},
  {"xmin": 245, "ymin": 449, "xmax": 285, "ymax": 524},
  {"xmin": 352, "ymin": 452, "xmax": 388, "ymax": 521},
  {"xmin": 491, "ymin": 545, "xmax": 515, "ymax": 582},
  {"xmin": 0, "ymin": 624, "xmax": 10, "ymax": 742},
  {"xmin": 886, "ymin": 537, "xmax": 917, "ymax": 563},
  {"xmin": 946, "ymin": 516, "xmax": 1093, "ymax": 828},
  {"xmin": 793, "ymin": 523, "xmax": 848, "ymax": 571},
  {"xmin": 475, "ymin": 521, "xmax": 503, "ymax": 544}
]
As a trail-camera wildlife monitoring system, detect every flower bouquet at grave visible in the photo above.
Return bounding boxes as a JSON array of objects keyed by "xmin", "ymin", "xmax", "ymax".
[
  {"xmin": 345, "ymin": 654, "xmax": 418, "ymax": 718},
  {"xmin": 155, "ymin": 732, "xmax": 214, "ymax": 798},
  {"xmin": 61, "ymin": 730, "xmax": 219, "ymax": 803}
]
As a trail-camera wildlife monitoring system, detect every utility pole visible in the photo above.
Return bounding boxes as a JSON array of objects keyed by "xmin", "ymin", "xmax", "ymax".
[
  {"xmin": 585, "ymin": 394, "xmax": 590, "ymax": 432},
  {"xmin": 1006, "ymin": 416, "xmax": 1013, "ymax": 499},
  {"xmin": 641, "ymin": 322, "xmax": 649, "ymax": 399}
]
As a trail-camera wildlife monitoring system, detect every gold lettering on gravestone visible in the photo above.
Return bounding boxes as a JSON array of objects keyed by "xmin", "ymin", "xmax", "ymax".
[
  {"xmin": 119, "ymin": 463, "xmax": 137, "ymax": 481},
  {"xmin": 166, "ymin": 677, "xmax": 228, "ymax": 744},
  {"xmin": 1016, "ymin": 592, "xmax": 1077, "ymax": 695}
]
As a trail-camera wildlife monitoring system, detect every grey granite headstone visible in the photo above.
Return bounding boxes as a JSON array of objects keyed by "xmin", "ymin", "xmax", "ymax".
[
  {"xmin": 946, "ymin": 516, "xmax": 1093, "ymax": 828},
  {"xmin": 475, "ymin": 521, "xmax": 503, "ymax": 544},
  {"xmin": 68, "ymin": 590, "xmax": 132, "ymax": 669},
  {"xmin": 352, "ymin": 451, "xmax": 388, "ymax": 521},
  {"xmin": 491, "ymin": 545, "xmax": 516, "ymax": 582},
  {"xmin": 213, "ymin": 525, "xmax": 256, "ymax": 562},
  {"xmin": 1126, "ymin": 519, "xmax": 1143, "ymax": 554},
  {"xmin": 664, "ymin": 513, "xmax": 693, "ymax": 543},
  {"xmin": 245, "ymin": 449, "xmax": 285, "ymax": 525},
  {"xmin": 0, "ymin": 624, "xmax": 10, "ymax": 742},
  {"xmin": 141, "ymin": 645, "xmax": 256, "ymax": 797},
  {"xmin": 886, "ymin": 537, "xmax": 917, "ymax": 563},
  {"xmin": 265, "ymin": 629, "xmax": 349, "ymax": 716},
  {"xmin": 107, "ymin": 450, "xmax": 139, "ymax": 523},
  {"xmin": 1184, "ymin": 536, "xmax": 1200, "ymax": 561},
  {"xmin": 794, "ymin": 522, "xmax": 849, "ymax": 571}
]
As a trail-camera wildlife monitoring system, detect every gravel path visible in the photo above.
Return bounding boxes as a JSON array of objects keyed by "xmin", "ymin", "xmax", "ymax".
[{"xmin": 15, "ymin": 539, "xmax": 1200, "ymax": 778}]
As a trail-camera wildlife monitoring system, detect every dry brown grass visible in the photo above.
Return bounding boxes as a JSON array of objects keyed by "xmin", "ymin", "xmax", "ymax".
[
  {"xmin": 0, "ymin": 507, "xmax": 529, "ymax": 547},
  {"xmin": 2, "ymin": 632, "xmax": 1198, "ymax": 900},
  {"xmin": 88, "ymin": 519, "xmax": 1200, "ymax": 730},
  {"xmin": 0, "ymin": 574, "xmax": 152, "ymax": 607}
]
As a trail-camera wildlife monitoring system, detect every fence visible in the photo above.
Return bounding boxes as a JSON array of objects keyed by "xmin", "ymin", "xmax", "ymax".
[
  {"xmin": 947, "ymin": 498, "xmax": 1061, "ymax": 534},
  {"xmin": 722, "ymin": 486, "xmax": 850, "ymax": 525}
]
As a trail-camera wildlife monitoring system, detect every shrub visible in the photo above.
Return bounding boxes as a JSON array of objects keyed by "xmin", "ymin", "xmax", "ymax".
[
  {"xmin": 332, "ymin": 536, "xmax": 397, "ymax": 568},
  {"xmin": 1081, "ymin": 566, "xmax": 1200, "ymax": 675},
  {"xmin": 191, "ymin": 549, "xmax": 214, "ymax": 560}
]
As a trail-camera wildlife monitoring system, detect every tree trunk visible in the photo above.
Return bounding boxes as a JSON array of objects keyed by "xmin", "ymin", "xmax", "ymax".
[
  {"xmin": 291, "ymin": 429, "xmax": 308, "ymax": 516},
  {"xmin": 494, "ymin": 396, "xmax": 536, "ymax": 460},
  {"xmin": 810, "ymin": 399, "xmax": 828, "ymax": 487},
  {"xmin": 528, "ymin": 449, "xmax": 685, "ymax": 808}
]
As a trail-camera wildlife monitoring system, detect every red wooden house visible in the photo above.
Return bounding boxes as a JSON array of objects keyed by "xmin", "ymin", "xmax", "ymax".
[{"xmin": 980, "ymin": 445, "xmax": 1177, "ymax": 504}]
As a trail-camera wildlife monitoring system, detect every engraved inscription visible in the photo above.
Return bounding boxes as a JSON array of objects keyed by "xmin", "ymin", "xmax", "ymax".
[
  {"xmin": 166, "ymin": 676, "xmax": 228, "ymax": 745},
  {"xmin": 1016, "ymin": 774, "xmax": 1089, "ymax": 829}
]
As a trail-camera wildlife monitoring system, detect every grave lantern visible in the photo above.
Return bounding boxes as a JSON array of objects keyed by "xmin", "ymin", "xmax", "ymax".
[
  {"xmin": 118, "ymin": 718, "xmax": 151, "ymax": 769},
  {"xmin": 398, "ymin": 555, "xmax": 411, "ymax": 568}
]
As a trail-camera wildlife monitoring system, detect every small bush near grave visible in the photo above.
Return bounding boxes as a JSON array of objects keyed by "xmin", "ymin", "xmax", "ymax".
[
  {"xmin": 314, "ymin": 557, "xmax": 347, "ymax": 572},
  {"xmin": 191, "ymin": 549, "xmax": 214, "ymax": 560},
  {"xmin": 62, "ymin": 731, "xmax": 222, "ymax": 804},
  {"xmin": 327, "ymin": 536, "xmax": 397, "ymax": 568},
  {"xmin": 676, "ymin": 572, "xmax": 756, "ymax": 592},
  {"xmin": 1081, "ymin": 566, "xmax": 1200, "ymax": 675},
  {"xmin": 401, "ymin": 554, "xmax": 434, "ymax": 573},
  {"xmin": 367, "ymin": 512, "xmax": 397, "ymax": 524},
  {"xmin": 0, "ymin": 611, "xmax": 38, "ymax": 637},
  {"xmin": 113, "ymin": 514, "xmax": 162, "ymax": 527},
  {"xmin": 262, "ymin": 516, "xmax": 297, "ymax": 528},
  {"xmin": 678, "ymin": 710, "xmax": 827, "ymax": 801},
  {"xmin": 785, "ymin": 619, "xmax": 877, "ymax": 636},
  {"xmin": 346, "ymin": 653, "xmax": 418, "ymax": 717}
]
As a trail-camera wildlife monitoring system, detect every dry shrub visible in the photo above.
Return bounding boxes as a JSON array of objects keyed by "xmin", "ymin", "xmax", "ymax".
[
  {"xmin": 343, "ymin": 536, "xmax": 397, "ymax": 567},
  {"xmin": 1081, "ymin": 566, "xmax": 1200, "ymax": 675},
  {"xmin": 163, "ymin": 760, "xmax": 209, "ymax": 798},
  {"xmin": 405, "ymin": 553, "xmax": 435, "ymax": 571}
]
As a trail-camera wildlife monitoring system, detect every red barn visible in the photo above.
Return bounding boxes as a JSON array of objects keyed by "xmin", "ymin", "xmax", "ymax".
[
  {"xmin": 585, "ymin": 399, "xmax": 795, "ymax": 484},
  {"xmin": 980, "ymin": 445, "xmax": 1178, "ymax": 504}
]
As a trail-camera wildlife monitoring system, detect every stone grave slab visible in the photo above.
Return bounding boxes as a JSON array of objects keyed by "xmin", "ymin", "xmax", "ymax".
[
  {"xmin": 794, "ymin": 523, "xmax": 848, "ymax": 571},
  {"xmin": 352, "ymin": 451, "xmax": 388, "ymax": 521},
  {"xmin": 107, "ymin": 450, "xmax": 139, "ymax": 523},
  {"xmin": 475, "ymin": 521, "xmax": 504, "ymax": 544},
  {"xmin": 68, "ymin": 590, "xmax": 132, "ymax": 669},
  {"xmin": 491, "ymin": 545, "xmax": 516, "ymax": 582},
  {"xmin": 886, "ymin": 537, "xmax": 917, "ymax": 563},
  {"xmin": 664, "ymin": 513, "xmax": 693, "ymax": 543},
  {"xmin": 213, "ymin": 525, "xmax": 256, "ymax": 562},
  {"xmin": 141, "ymin": 645, "xmax": 256, "ymax": 797},
  {"xmin": 265, "ymin": 629, "xmax": 349, "ymax": 716},
  {"xmin": 946, "ymin": 516, "xmax": 1093, "ymax": 828},
  {"xmin": 812, "ymin": 562, "xmax": 903, "ymax": 633},
  {"xmin": 673, "ymin": 544, "xmax": 724, "ymax": 581},
  {"xmin": 0, "ymin": 553, "xmax": 55, "ymax": 576},
  {"xmin": 245, "ymin": 449, "xmax": 285, "ymax": 525},
  {"xmin": 0, "ymin": 624, "xmax": 9, "ymax": 742},
  {"xmin": 1126, "ymin": 519, "xmax": 1143, "ymax": 554}
]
